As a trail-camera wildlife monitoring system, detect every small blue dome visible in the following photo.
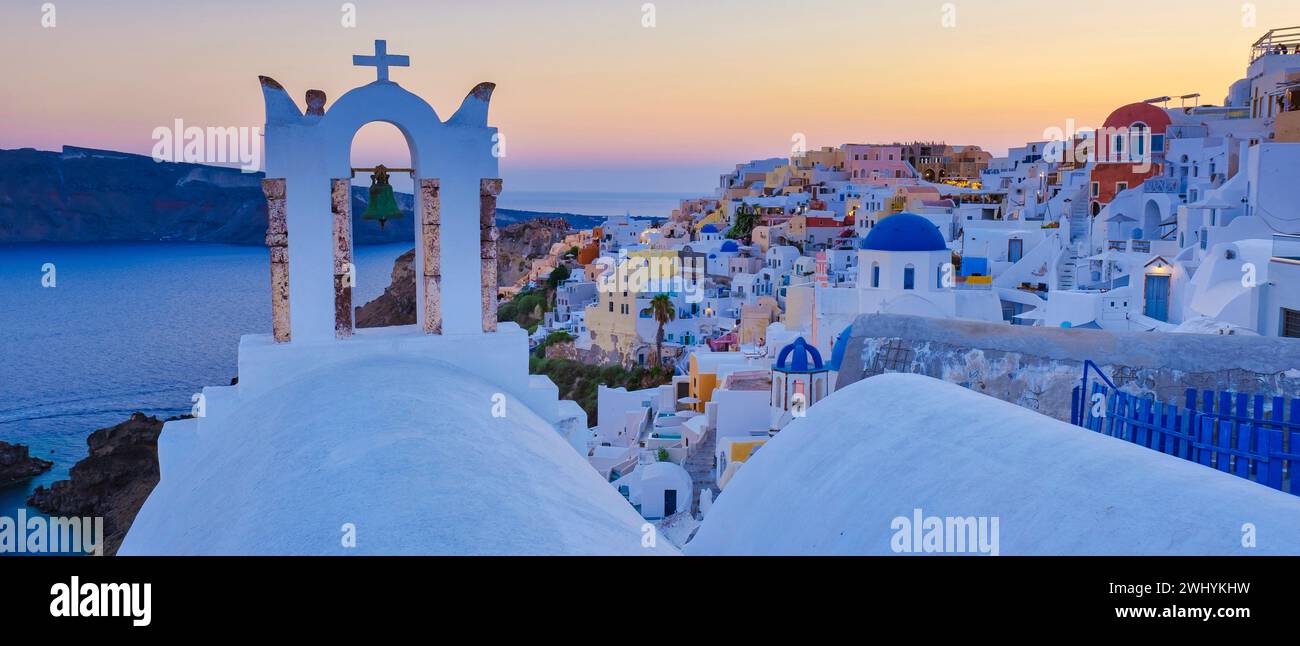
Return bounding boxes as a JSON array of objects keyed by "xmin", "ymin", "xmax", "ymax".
[
  {"xmin": 775, "ymin": 337, "xmax": 825, "ymax": 373},
  {"xmin": 828, "ymin": 325, "xmax": 852, "ymax": 372},
  {"xmin": 700, "ymin": 224, "xmax": 719, "ymax": 234},
  {"xmin": 719, "ymin": 240, "xmax": 739, "ymax": 252},
  {"xmin": 859, "ymin": 213, "xmax": 947, "ymax": 252}
]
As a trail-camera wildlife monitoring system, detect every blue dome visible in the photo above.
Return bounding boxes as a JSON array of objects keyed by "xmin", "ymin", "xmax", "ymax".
[
  {"xmin": 775, "ymin": 337, "xmax": 825, "ymax": 373},
  {"xmin": 719, "ymin": 240, "xmax": 739, "ymax": 252},
  {"xmin": 700, "ymin": 224, "xmax": 720, "ymax": 234},
  {"xmin": 859, "ymin": 213, "xmax": 947, "ymax": 252},
  {"xmin": 828, "ymin": 325, "xmax": 852, "ymax": 372}
]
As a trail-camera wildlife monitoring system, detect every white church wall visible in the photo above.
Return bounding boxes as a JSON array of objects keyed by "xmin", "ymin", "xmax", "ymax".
[{"xmin": 262, "ymin": 62, "xmax": 499, "ymax": 341}]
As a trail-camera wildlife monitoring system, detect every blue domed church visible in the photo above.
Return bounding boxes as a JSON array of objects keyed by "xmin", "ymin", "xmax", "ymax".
[
  {"xmin": 855, "ymin": 212, "xmax": 960, "ymax": 319},
  {"xmin": 770, "ymin": 336, "xmax": 832, "ymax": 430}
]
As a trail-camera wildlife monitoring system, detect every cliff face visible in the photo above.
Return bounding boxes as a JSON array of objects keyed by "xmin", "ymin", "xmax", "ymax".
[
  {"xmin": 0, "ymin": 146, "xmax": 599, "ymax": 244},
  {"xmin": 355, "ymin": 249, "xmax": 418, "ymax": 328},
  {"xmin": 27, "ymin": 413, "xmax": 164, "ymax": 557},
  {"xmin": 0, "ymin": 442, "xmax": 53, "ymax": 488},
  {"xmin": 355, "ymin": 218, "xmax": 574, "ymax": 328},
  {"xmin": 496, "ymin": 217, "xmax": 575, "ymax": 287}
]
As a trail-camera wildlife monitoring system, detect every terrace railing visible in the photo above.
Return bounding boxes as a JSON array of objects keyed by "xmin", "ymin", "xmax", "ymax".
[
  {"xmin": 1141, "ymin": 177, "xmax": 1181, "ymax": 194},
  {"xmin": 1072, "ymin": 380, "xmax": 1300, "ymax": 497},
  {"xmin": 1250, "ymin": 26, "xmax": 1300, "ymax": 63}
]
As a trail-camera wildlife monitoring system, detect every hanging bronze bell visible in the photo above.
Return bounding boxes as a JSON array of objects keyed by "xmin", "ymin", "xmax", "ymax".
[{"xmin": 362, "ymin": 165, "xmax": 403, "ymax": 229}]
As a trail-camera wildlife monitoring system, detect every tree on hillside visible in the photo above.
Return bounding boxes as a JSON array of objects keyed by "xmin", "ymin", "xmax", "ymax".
[
  {"xmin": 726, "ymin": 203, "xmax": 758, "ymax": 241},
  {"xmin": 546, "ymin": 264, "xmax": 571, "ymax": 290},
  {"xmin": 641, "ymin": 293, "xmax": 676, "ymax": 368}
]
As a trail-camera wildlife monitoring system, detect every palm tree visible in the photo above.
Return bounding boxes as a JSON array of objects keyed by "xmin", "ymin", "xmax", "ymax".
[{"xmin": 641, "ymin": 294, "xmax": 676, "ymax": 367}]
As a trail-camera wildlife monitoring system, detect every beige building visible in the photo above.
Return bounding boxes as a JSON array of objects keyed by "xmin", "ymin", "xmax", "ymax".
[{"xmin": 739, "ymin": 297, "xmax": 780, "ymax": 346}]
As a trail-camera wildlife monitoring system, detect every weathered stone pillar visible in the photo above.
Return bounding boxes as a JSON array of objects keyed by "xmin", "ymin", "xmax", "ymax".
[
  {"xmin": 262, "ymin": 178, "xmax": 291, "ymax": 343},
  {"xmin": 330, "ymin": 179, "xmax": 354, "ymax": 339},
  {"xmin": 480, "ymin": 178, "xmax": 503, "ymax": 333},
  {"xmin": 419, "ymin": 178, "xmax": 442, "ymax": 334}
]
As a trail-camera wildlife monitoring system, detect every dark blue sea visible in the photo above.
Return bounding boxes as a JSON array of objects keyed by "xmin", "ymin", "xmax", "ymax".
[{"xmin": 0, "ymin": 242, "xmax": 411, "ymax": 528}]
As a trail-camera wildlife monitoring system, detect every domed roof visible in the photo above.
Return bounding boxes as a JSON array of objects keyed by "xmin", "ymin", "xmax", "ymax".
[
  {"xmin": 775, "ymin": 336, "xmax": 825, "ymax": 373},
  {"xmin": 120, "ymin": 355, "xmax": 676, "ymax": 555},
  {"xmin": 719, "ymin": 240, "xmax": 740, "ymax": 252},
  {"xmin": 828, "ymin": 325, "xmax": 853, "ymax": 372},
  {"xmin": 859, "ymin": 213, "xmax": 947, "ymax": 252},
  {"xmin": 686, "ymin": 373, "xmax": 1300, "ymax": 556},
  {"xmin": 700, "ymin": 223, "xmax": 720, "ymax": 234}
]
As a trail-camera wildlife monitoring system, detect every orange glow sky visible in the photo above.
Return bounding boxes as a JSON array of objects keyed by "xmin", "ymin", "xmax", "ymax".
[{"xmin": 2, "ymin": 0, "xmax": 1297, "ymax": 191}]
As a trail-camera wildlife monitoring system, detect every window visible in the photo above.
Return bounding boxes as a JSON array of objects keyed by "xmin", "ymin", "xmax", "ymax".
[
  {"xmin": 1131, "ymin": 123, "xmax": 1148, "ymax": 157},
  {"xmin": 608, "ymin": 301, "xmax": 614, "ymax": 312},
  {"xmin": 871, "ymin": 263, "xmax": 880, "ymax": 288},
  {"xmin": 1283, "ymin": 308, "xmax": 1300, "ymax": 338},
  {"xmin": 903, "ymin": 265, "xmax": 915, "ymax": 290},
  {"xmin": 1116, "ymin": 182, "xmax": 1128, "ymax": 194},
  {"xmin": 1091, "ymin": 182, "xmax": 1100, "ymax": 197}
]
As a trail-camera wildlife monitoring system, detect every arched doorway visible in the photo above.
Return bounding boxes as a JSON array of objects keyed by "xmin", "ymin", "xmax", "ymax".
[{"xmin": 1142, "ymin": 199, "xmax": 1163, "ymax": 241}]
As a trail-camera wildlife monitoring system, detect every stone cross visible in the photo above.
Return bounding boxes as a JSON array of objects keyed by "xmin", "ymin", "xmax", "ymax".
[{"xmin": 352, "ymin": 40, "xmax": 409, "ymax": 82}]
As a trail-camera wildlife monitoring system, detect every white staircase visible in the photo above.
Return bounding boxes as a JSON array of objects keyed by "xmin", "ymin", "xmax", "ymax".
[
  {"xmin": 1058, "ymin": 242, "xmax": 1083, "ymax": 291},
  {"xmin": 685, "ymin": 426, "xmax": 717, "ymax": 515},
  {"xmin": 1068, "ymin": 192, "xmax": 1090, "ymax": 243}
]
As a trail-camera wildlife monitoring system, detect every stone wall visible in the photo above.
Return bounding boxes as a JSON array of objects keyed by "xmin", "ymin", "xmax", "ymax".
[{"xmin": 836, "ymin": 314, "xmax": 1300, "ymax": 422}]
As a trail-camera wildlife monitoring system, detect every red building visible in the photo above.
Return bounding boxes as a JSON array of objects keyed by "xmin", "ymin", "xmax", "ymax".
[{"xmin": 1088, "ymin": 102, "xmax": 1172, "ymax": 214}]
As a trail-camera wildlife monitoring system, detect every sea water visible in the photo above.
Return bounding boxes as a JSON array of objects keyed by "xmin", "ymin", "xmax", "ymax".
[{"xmin": 0, "ymin": 242, "xmax": 409, "ymax": 525}]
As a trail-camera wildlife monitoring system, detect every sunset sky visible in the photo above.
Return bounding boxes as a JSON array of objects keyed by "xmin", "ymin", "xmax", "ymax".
[{"xmin": 3, "ymin": 0, "xmax": 1298, "ymax": 192}]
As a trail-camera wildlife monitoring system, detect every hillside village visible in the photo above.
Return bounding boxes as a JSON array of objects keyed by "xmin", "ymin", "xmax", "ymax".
[
  {"xmin": 498, "ymin": 28, "xmax": 1300, "ymax": 529},
  {"xmin": 112, "ymin": 33, "xmax": 1300, "ymax": 556}
]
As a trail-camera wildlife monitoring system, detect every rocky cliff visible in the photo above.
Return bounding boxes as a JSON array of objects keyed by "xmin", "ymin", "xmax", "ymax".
[
  {"xmin": 495, "ymin": 217, "xmax": 578, "ymax": 287},
  {"xmin": 355, "ymin": 249, "xmax": 418, "ymax": 327},
  {"xmin": 0, "ymin": 146, "xmax": 599, "ymax": 244},
  {"xmin": 0, "ymin": 442, "xmax": 53, "ymax": 488},
  {"xmin": 27, "ymin": 413, "xmax": 164, "ymax": 557},
  {"xmin": 355, "ymin": 218, "xmax": 574, "ymax": 328}
]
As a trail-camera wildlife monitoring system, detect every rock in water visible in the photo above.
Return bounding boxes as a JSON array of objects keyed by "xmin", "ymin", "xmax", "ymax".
[
  {"xmin": 0, "ymin": 442, "xmax": 53, "ymax": 487},
  {"xmin": 27, "ymin": 413, "xmax": 163, "ymax": 556}
]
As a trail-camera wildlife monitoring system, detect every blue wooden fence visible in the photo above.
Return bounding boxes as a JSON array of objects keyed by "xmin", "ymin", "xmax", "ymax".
[{"xmin": 1071, "ymin": 383, "xmax": 1300, "ymax": 497}]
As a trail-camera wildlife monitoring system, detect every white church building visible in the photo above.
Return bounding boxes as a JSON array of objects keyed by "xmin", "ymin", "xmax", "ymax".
[
  {"xmin": 121, "ymin": 41, "xmax": 675, "ymax": 556},
  {"xmin": 780, "ymin": 212, "xmax": 1005, "ymax": 359}
]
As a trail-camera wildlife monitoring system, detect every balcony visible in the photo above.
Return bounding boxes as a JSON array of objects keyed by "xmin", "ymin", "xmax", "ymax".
[
  {"xmin": 1141, "ymin": 177, "xmax": 1181, "ymax": 194},
  {"xmin": 1250, "ymin": 26, "xmax": 1300, "ymax": 63},
  {"xmin": 1107, "ymin": 239, "xmax": 1152, "ymax": 254}
]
